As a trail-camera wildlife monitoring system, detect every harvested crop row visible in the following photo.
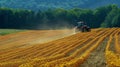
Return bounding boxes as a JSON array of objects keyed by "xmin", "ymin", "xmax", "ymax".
[{"xmin": 0, "ymin": 28, "xmax": 120, "ymax": 67}]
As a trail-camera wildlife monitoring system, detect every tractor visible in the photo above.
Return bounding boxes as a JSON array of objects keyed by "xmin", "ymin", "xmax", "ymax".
[{"xmin": 75, "ymin": 21, "xmax": 91, "ymax": 33}]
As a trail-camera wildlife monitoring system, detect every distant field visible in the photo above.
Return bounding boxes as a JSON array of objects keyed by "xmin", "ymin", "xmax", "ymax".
[{"xmin": 0, "ymin": 29, "xmax": 25, "ymax": 36}]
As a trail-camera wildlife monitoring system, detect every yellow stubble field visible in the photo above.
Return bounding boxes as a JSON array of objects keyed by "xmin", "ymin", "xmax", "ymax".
[{"xmin": 0, "ymin": 28, "xmax": 120, "ymax": 67}]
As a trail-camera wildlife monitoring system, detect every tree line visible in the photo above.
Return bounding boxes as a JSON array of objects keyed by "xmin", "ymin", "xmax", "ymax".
[{"xmin": 0, "ymin": 4, "xmax": 120, "ymax": 29}]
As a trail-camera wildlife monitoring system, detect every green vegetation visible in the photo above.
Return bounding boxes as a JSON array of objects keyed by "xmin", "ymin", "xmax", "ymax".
[
  {"xmin": 0, "ymin": 0, "xmax": 120, "ymax": 10},
  {"xmin": 0, "ymin": 29, "xmax": 25, "ymax": 36},
  {"xmin": 0, "ymin": 4, "xmax": 120, "ymax": 29}
]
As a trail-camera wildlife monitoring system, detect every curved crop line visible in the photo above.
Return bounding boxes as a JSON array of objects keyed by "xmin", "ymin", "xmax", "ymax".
[{"xmin": 105, "ymin": 28, "xmax": 120, "ymax": 67}]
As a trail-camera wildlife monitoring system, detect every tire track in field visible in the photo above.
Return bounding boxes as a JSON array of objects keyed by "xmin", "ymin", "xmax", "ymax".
[
  {"xmin": 80, "ymin": 38, "xmax": 108, "ymax": 67},
  {"xmin": 80, "ymin": 28, "xmax": 116, "ymax": 67}
]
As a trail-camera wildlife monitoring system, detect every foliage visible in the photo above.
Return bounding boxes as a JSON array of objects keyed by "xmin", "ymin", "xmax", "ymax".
[
  {"xmin": 0, "ymin": 5, "xmax": 120, "ymax": 29},
  {"xmin": 0, "ymin": 0, "xmax": 120, "ymax": 10},
  {"xmin": 101, "ymin": 5, "xmax": 120, "ymax": 28}
]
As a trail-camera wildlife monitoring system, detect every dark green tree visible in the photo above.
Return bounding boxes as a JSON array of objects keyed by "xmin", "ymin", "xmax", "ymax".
[{"xmin": 101, "ymin": 5, "xmax": 119, "ymax": 27}]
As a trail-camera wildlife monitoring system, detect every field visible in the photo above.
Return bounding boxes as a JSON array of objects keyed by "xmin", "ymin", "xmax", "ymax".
[
  {"xmin": 0, "ymin": 28, "xmax": 120, "ymax": 67},
  {"xmin": 0, "ymin": 29, "xmax": 25, "ymax": 36}
]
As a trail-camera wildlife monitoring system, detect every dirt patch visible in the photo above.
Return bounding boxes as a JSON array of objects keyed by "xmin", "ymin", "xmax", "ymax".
[
  {"xmin": 109, "ymin": 36, "xmax": 116, "ymax": 53},
  {"xmin": 80, "ymin": 38, "xmax": 108, "ymax": 67}
]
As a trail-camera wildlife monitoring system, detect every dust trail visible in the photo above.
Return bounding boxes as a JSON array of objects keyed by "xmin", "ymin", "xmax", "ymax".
[
  {"xmin": 34, "ymin": 29, "xmax": 75, "ymax": 44},
  {"xmin": 22, "ymin": 29, "xmax": 76, "ymax": 47}
]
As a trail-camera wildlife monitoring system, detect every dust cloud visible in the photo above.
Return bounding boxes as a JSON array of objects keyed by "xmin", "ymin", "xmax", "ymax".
[
  {"xmin": 29, "ymin": 28, "xmax": 76, "ymax": 45},
  {"xmin": 24, "ymin": 22, "xmax": 77, "ymax": 45}
]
